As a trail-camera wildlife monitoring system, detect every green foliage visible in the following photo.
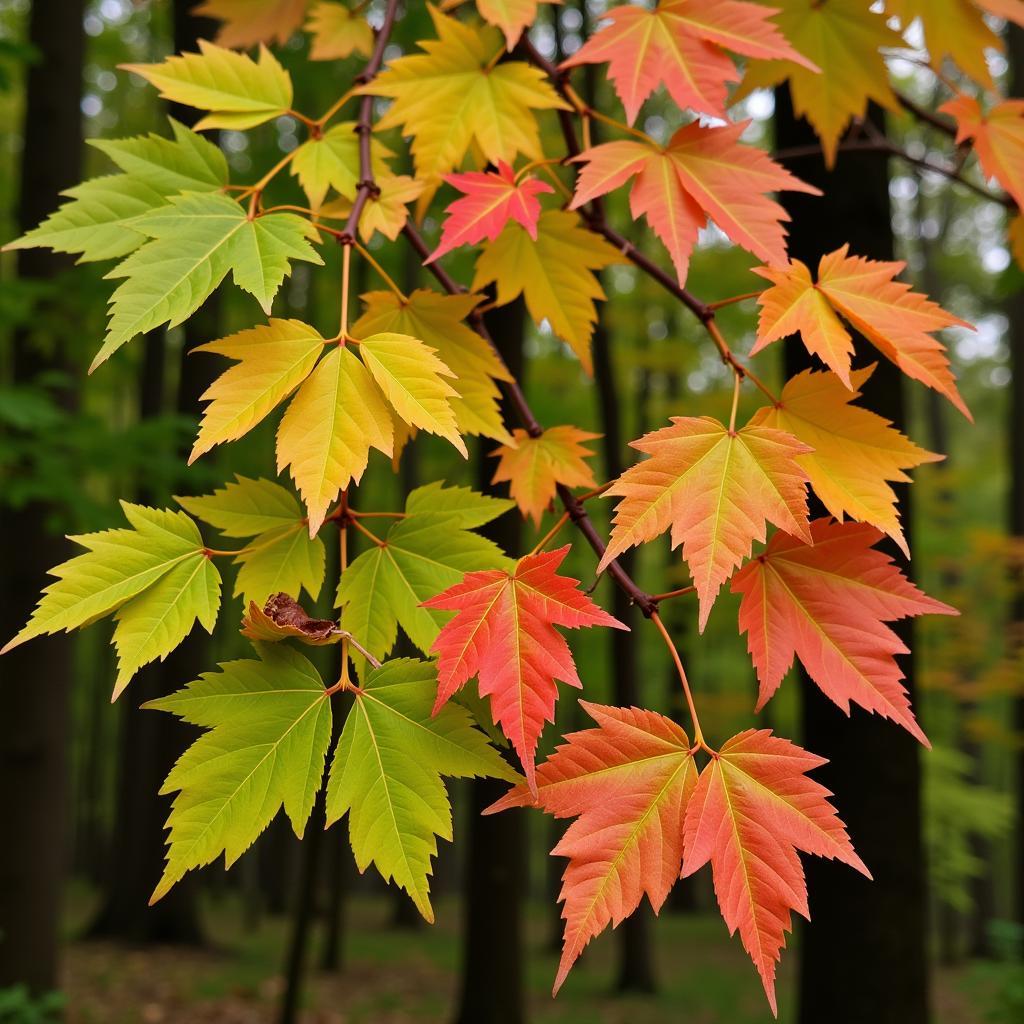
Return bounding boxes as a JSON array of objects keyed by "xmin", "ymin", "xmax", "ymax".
[{"xmin": 0, "ymin": 987, "xmax": 64, "ymax": 1024}]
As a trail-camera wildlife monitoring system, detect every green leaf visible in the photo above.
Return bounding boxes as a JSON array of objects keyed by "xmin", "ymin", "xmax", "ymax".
[
  {"xmin": 325, "ymin": 657, "xmax": 517, "ymax": 921},
  {"xmin": 177, "ymin": 476, "xmax": 304, "ymax": 537},
  {"xmin": 95, "ymin": 193, "xmax": 322, "ymax": 370},
  {"xmin": 2, "ymin": 502, "xmax": 205, "ymax": 655},
  {"xmin": 234, "ymin": 523, "xmax": 325, "ymax": 605},
  {"xmin": 404, "ymin": 481, "xmax": 513, "ymax": 529},
  {"xmin": 290, "ymin": 122, "xmax": 393, "ymax": 208},
  {"xmin": 122, "ymin": 41, "xmax": 293, "ymax": 132},
  {"xmin": 336, "ymin": 507, "xmax": 512, "ymax": 668},
  {"xmin": 111, "ymin": 553, "xmax": 222, "ymax": 698},
  {"xmin": 146, "ymin": 643, "xmax": 332, "ymax": 903}
]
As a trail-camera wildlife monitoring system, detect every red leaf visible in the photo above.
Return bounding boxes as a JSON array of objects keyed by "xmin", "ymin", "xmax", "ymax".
[
  {"xmin": 730, "ymin": 519, "xmax": 957, "ymax": 745},
  {"xmin": 682, "ymin": 729, "xmax": 869, "ymax": 1015},
  {"xmin": 427, "ymin": 161, "xmax": 553, "ymax": 263},
  {"xmin": 423, "ymin": 546, "xmax": 626, "ymax": 791},
  {"xmin": 486, "ymin": 701, "xmax": 698, "ymax": 992}
]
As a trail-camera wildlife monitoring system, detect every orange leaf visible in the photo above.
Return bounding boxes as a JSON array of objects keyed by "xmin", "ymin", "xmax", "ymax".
[
  {"xmin": 682, "ymin": 729, "xmax": 869, "ymax": 1014},
  {"xmin": 485, "ymin": 702, "xmax": 697, "ymax": 993},
  {"xmin": 571, "ymin": 121, "xmax": 818, "ymax": 284},
  {"xmin": 599, "ymin": 417, "xmax": 812, "ymax": 630},
  {"xmin": 730, "ymin": 519, "xmax": 958, "ymax": 745},
  {"xmin": 941, "ymin": 95, "xmax": 1024, "ymax": 209},
  {"xmin": 423, "ymin": 546, "xmax": 626, "ymax": 791},
  {"xmin": 561, "ymin": 0, "xmax": 814, "ymax": 123},
  {"xmin": 753, "ymin": 245, "xmax": 973, "ymax": 417},
  {"xmin": 491, "ymin": 426, "xmax": 600, "ymax": 526}
]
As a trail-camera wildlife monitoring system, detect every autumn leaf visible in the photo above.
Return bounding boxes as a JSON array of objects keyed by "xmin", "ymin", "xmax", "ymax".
[
  {"xmin": 290, "ymin": 122, "xmax": 393, "ymax": 208},
  {"xmin": 749, "ymin": 366, "xmax": 941, "ymax": 555},
  {"xmin": 599, "ymin": 417, "xmax": 812, "ymax": 630},
  {"xmin": 471, "ymin": 209, "xmax": 622, "ymax": 372},
  {"xmin": 682, "ymin": 729, "xmax": 870, "ymax": 1014},
  {"xmin": 240, "ymin": 593, "xmax": 342, "ymax": 646},
  {"xmin": 730, "ymin": 518, "xmax": 957, "ymax": 744},
  {"xmin": 307, "ymin": 0, "xmax": 374, "ymax": 60},
  {"xmin": 424, "ymin": 546, "xmax": 626, "ymax": 791},
  {"xmin": 562, "ymin": 0, "xmax": 814, "ymax": 123},
  {"xmin": 571, "ymin": 121, "xmax": 819, "ymax": 285},
  {"xmin": 732, "ymin": 0, "xmax": 901, "ymax": 166},
  {"xmin": 321, "ymin": 174, "xmax": 425, "ymax": 241},
  {"xmin": 940, "ymin": 96, "xmax": 1024, "ymax": 209},
  {"xmin": 491, "ymin": 426, "xmax": 600, "ymax": 526},
  {"xmin": 429, "ymin": 162, "xmax": 553, "ymax": 263},
  {"xmin": 485, "ymin": 701, "xmax": 697, "ymax": 992},
  {"xmin": 365, "ymin": 6, "xmax": 568, "ymax": 182},
  {"xmin": 121, "ymin": 41, "xmax": 293, "ymax": 131},
  {"xmin": 752, "ymin": 245, "xmax": 973, "ymax": 417},
  {"xmin": 354, "ymin": 289, "xmax": 512, "ymax": 443},
  {"xmin": 197, "ymin": 0, "xmax": 308, "ymax": 49}
]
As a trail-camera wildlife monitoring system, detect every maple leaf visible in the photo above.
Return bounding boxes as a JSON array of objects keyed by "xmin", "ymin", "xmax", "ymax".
[
  {"xmin": 428, "ymin": 162, "xmax": 553, "ymax": 263},
  {"xmin": 471, "ymin": 209, "xmax": 622, "ymax": 372},
  {"xmin": 732, "ymin": 0, "xmax": 901, "ymax": 166},
  {"xmin": 121, "ymin": 41, "xmax": 293, "ymax": 131},
  {"xmin": 474, "ymin": 0, "xmax": 560, "ymax": 49},
  {"xmin": 599, "ymin": 417, "xmax": 812, "ymax": 631},
  {"xmin": 749, "ymin": 366, "xmax": 941, "ymax": 555},
  {"xmin": 178, "ymin": 476, "xmax": 325, "ymax": 605},
  {"xmin": 423, "ymin": 546, "xmax": 626, "ymax": 791},
  {"xmin": 752, "ymin": 245, "xmax": 973, "ymax": 418},
  {"xmin": 364, "ymin": 6, "xmax": 568, "ymax": 182},
  {"xmin": 146, "ymin": 642, "xmax": 333, "ymax": 903},
  {"xmin": 485, "ymin": 701, "xmax": 697, "ymax": 991},
  {"xmin": 681, "ymin": 729, "xmax": 870, "ymax": 1014},
  {"xmin": 336, "ymin": 484, "xmax": 514, "ymax": 669},
  {"xmin": 3, "ymin": 119, "xmax": 228, "ymax": 264},
  {"xmin": 325, "ymin": 657, "xmax": 518, "ymax": 921},
  {"xmin": 354, "ymin": 289, "xmax": 512, "ymax": 443},
  {"xmin": 321, "ymin": 174, "xmax": 425, "ymax": 241},
  {"xmin": 889, "ymin": 0, "xmax": 1024, "ymax": 89},
  {"xmin": 570, "ymin": 121, "xmax": 819, "ymax": 285},
  {"xmin": 241, "ymin": 593, "xmax": 341, "ymax": 646},
  {"xmin": 306, "ymin": 1, "xmax": 374, "ymax": 60},
  {"xmin": 290, "ymin": 123, "xmax": 393, "ymax": 209},
  {"xmin": 197, "ymin": 0, "xmax": 308, "ymax": 48},
  {"xmin": 940, "ymin": 96, "xmax": 1024, "ymax": 209},
  {"xmin": 2, "ymin": 503, "xmax": 215, "ymax": 700},
  {"xmin": 190, "ymin": 319, "xmax": 326, "ymax": 463},
  {"xmin": 562, "ymin": 0, "xmax": 814, "ymax": 123},
  {"xmin": 96, "ymin": 193, "xmax": 323, "ymax": 370},
  {"xmin": 491, "ymin": 426, "xmax": 600, "ymax": 526},
  {"xmin": 730, "ymin": 518, "xmax": 957, "ymax": 744}
]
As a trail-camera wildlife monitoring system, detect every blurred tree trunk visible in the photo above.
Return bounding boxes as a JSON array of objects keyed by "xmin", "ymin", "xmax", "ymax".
[
  {"xmin": 1008, "ymin": 22, "xmax": 1024, "ymax": 940},
  {"xmin": 453, "ymin": 301, "xmax": 527, "ymax": 1024},
  {"xmin": 774, "ymin": 91, "xmax": 930, "ymax": 1023},
  {"xmin": 0, "ymin": 0, "xmax": 84, "ymax": 994},
  {"xmin": 591, "ymin": 309, "xmax": 658, "ymax": 992}
]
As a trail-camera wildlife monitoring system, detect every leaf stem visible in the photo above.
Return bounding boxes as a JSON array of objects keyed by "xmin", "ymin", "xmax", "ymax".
[
  {"xmin": 349, "ymin": 516, "xmax": 386, "ymax": 547},
  {"xmin": 340, "ymin": 243, "xmax": 352, "ymax": 339},
  {"xmin": 649, "ymin": 586, "xmax": 696, "ymax": 603},
  {"xmin": 707, "ymin": 291, "xmax": 762, "ymax": 310},
  {"xmin": 728, "ymin": 373, "xmax": 742, "ymax": 433},
  {"xmin": 353, "ymin": 239, "xmax": 407, "ymax": 301},
  {"xmin": 528, "ymin": 511, "xmax": 570, "ymax": 557},
  {"xmin": 315, "ymin": 87, "xmax": 357, "ymax": 128},
  {"xmin": 651, "ymin": 611, "xmax": 711, "ymax": 754}
]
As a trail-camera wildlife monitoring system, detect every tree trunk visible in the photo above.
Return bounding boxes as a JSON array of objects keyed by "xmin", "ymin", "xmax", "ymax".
[
  {"xmin": 453, "ymin": 301, "xmax": 527, "ymax": 1024},
  {"xmin": 0, "ymin": 0, "xmax": 84, "ymax": 995},
  {"xmin": 774, "ymin": 91, "xmax": 930, "ymax": 1024}
]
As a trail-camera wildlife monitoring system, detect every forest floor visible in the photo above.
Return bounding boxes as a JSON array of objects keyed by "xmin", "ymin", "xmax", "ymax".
[{"xmin": 59, "ymin": 893, "xmax": 1019, "ymax": 1024}]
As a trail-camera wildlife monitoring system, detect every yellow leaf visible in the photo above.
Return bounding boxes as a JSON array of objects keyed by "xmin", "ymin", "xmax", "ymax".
[
  {"xmin": 277, "ymin": 345, "xmax": 393, "ymax": 534},
  {"xmin": 122, "ymin": 41, "xmax": 292, "ymax": 132},
  {"xmin": 357, "ymin": 332, "xmax": 468, "ymax": 456},
  {"xmin": 733, "ymin": 0, "xmax": 900, "ymax": 166},
  {"xmin": 364, "ymin": 5, "xmax": 568, "ymax": 181},
  {"xmin": 476, "ymin": 0, "xmax": 561, "ymax": 49},
  {"xmin": 353, "ymin": 288, "xmax": 512, "ymax": 442},
  {"xmin": 290, "ymin": 123, "xmax": 394, "ymax": 209},
  {"xmin": 197, "ymin": 0, "xmax": 308, "ymax": 49},
  {"xmin": 491, "ymin": 426, "xmax": 600, "ymax": 526},
  {"xmin": 471, "ymin": 209, "xmax": 622, "ymax": 373},
  {"xmin": 306, "ymin": 1, "xmax": 375, "ymax": 60},
  {"xmin": 320, "ymin": 174, "xmax": 425, "ymax": 241},
  {"xmin": 191, "ymin": 319, "xmax": 325, "ymax": 463},
  {"xmin": 749, "ymin": 366, "xmax": 941, "ymax": 556}
]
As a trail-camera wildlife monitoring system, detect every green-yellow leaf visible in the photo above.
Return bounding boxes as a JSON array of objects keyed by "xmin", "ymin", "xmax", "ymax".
[
  {"xmin": 122, "ymin": 41, "xmax": 293, "ymax": 131},
  {"xmin": 307, "ymin": 1, "xmax": 375, "ymax": 60},
  {"xmin": 277, "ymin": 344, "xmax": 393, "ymax": 534},
  {"xmin": 404, "ymin": 480, "xmax": 514, "ymax": 529},
  {"xmin": 177, "ymin": 475, "xmax": 305, "ymax": 537},
  {"xmin": 290, "ymin": 122, "xmax": 393, "ymax": 208},
  {"xmin": 471, "ymin": 209, "xmax": 622, "ymax": 373},
  {"xmin": 357, "ymin": 332, "xmax": 467, "ymax": 455},
  {"xmin": 146, "ymin": 643, "xmax": 332, "ymax": 903},
  {"xmin": 190, "ymin": 319, "xmax": 325, "ymax": 462},
  {"xmin": 96, "ymin": 193, "xmax": 322, "ymax": 370},
  {"xmin": 354, "ymin": 289, "xmax": 512, "ymax": 443},
  {"xmin": 1, "ymin": 503, "xmax": 204, "ymax": 655},
  {"xmin": 234, "ymin": 523, "xmax": 326, "ymax": 605},
  {"xmin": 111, "ymin": 552, "xmax": 221, "ymax": 699},
  {"xmin": 325, "ymin": 657, "xmax": 518, "ymax": 921}
]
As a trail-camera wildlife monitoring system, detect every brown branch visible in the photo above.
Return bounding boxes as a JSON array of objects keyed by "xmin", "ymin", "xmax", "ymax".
[{"xmin": 894, "ymin": 89, "xmax": 958, "ymax": 139}]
